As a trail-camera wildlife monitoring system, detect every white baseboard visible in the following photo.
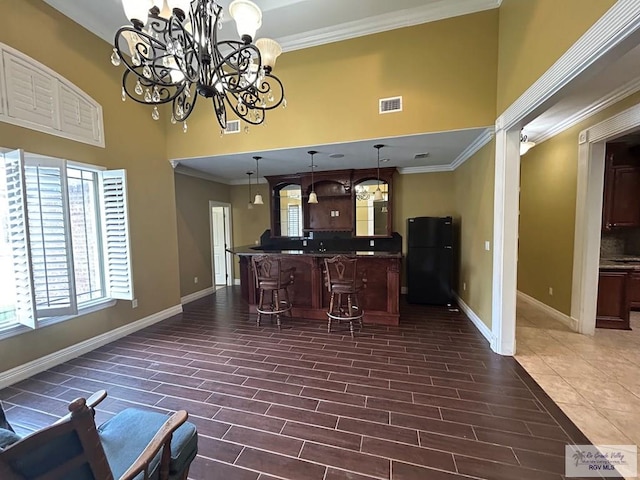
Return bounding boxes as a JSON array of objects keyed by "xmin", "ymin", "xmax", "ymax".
[
  {"xmin": 517, "ymin": 291, "xmax": 578, "ymax": 331},
  {"xmin": 0, "ymin": 304, "xmax": 183, "ymax": 390},
  {"xmin": 181, "ymin": 287, "xmax": 215, "ymax": 305},
  {"xmin": 454, "ymin": 294, "xmax": 494, "ymax": 345},
  {"xmin": 234, "ymin": 279, "xmax": 241, "ymax": 286}
]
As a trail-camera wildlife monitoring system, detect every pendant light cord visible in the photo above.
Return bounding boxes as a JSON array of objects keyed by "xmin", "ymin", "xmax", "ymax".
[
  {"xmin": 374, "ymin": 144, "xmax": 384, "ymax": 192},
  {"xmin": 308, "ymin": 150, "xmax": 318, "ymax": 195}
]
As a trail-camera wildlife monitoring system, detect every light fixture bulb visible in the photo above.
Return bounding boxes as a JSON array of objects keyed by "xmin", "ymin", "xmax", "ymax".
[
  {"xmin": 256, "ymin": 38, "xmax": 282, "ymax": 71},
  {"xmin": 373, "ymin": 188, "xmax": 384, "ymax": 202},
  {"xmin": 121, "ymin": 0, "xmax": 153, "ymax": 26},
  {"xmin": 308, "ymin": 192, "xmax": 318, "ymax": 204},
  {"xmin": 254, "ymin": 193, "xmax": 264, "ymax": 205},
  {"xmin": 229, "ymin": 0, "xmax": 262, "ymax": 43}
]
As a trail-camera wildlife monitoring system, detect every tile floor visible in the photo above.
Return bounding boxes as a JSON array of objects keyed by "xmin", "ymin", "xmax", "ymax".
[
  {"xmin": 1, "ymin": 288, "xmax": 596, "ymax": 480},
  {"xmin": 516, "ymin": 301, "xmax": 640, "ymax": 477}
]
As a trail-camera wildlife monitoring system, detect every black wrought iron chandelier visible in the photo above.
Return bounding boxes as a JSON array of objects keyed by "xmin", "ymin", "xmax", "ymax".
[{"xmin": 112, "ymin": 0, "xmax": 286, "ymax": 132}]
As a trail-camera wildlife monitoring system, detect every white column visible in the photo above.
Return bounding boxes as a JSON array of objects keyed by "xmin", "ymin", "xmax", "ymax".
[{"xmin": 491, "ymin": 127, "xmax": 521, "ymax": 356}]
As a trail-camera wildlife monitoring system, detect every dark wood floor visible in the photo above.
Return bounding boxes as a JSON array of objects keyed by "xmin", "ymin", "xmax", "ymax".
[{"xmin": 0, "ymin": 287, "xmax": 590, "ymax": 480}]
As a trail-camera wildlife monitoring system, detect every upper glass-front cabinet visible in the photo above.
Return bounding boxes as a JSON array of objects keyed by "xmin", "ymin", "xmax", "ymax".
[
  {"xmin": 272, "ymin": 183, "xmax": 303, "ymax": 237},
  {"xmin": 266, "ymin": 167, "xmax": 394, "ymax": 238},
  {"xmin": 354, "ymin": 179, "xmax": 389, "ymax": 237}
]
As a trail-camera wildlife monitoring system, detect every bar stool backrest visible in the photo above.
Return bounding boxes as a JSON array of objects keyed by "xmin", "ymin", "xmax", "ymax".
[
  {"xmin": 324, "ymin": 255, "xmax": 358, "ymax": 291},
  {"xmin": 252, "ymin": 255, "xmax": 283, "ymax": 289}
]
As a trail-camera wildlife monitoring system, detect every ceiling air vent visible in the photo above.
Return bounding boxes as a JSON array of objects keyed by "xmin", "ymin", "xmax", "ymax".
[
  {"xmin": 379, "ymin": 96, "xmax": 403, "ymax": 114},
  {"xmin": 224, "ymin": 120, "xmax": 240, "ymax": 134},
  {"xmin": 414, "ymin": 153, "xmax": 430, "ymax": 160}
]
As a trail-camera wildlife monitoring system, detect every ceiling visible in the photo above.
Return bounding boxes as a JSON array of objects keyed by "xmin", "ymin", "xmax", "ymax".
[
  {"xmin": 172, "ymin": 128, "xmax": 491, "ymax": 183},
  {"xmin": 42, "ymin": 0, "xmax": 640, "ymax": 183},
  {"xmin": 42, "ymin": 0, "xmax": 500, "ymax": 52}
]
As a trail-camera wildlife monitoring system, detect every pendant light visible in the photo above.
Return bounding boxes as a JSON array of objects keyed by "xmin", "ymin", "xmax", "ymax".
[
  {"xmin": 253, "ymin": 156, "xmax": 264, "ymax": 205},
  {"xmin": 520, "ymin": 132, "xmax": 536, "ymax": 155},
  {"xmin": 373, "ymin": 144, "xmax": 384, "ymax": 201},
  {"xmin": 308, "ymin": 150, "xmax": 318, "ymax": 204},
  {"xmin": 246, "ymin": 171, "xmax": 254, "ymax": 209}
]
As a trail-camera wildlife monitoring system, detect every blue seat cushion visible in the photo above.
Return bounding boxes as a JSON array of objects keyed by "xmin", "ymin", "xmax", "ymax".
[
  {"xmin": 0, "ymin": 402, "xmax": 14, "ymax": 432},
  {"xmin": 0, "ymin": 427, "xmax": 21, "ymax": 450},
  {"xmin": 98, "ymin": 408, "xmax": 197, "ymax": 480}
]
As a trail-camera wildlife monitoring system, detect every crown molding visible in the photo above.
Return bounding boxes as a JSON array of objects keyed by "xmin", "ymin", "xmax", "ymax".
[
  {"xmin": 228, "ymin": 177, "xmax": 269, "ymax": 186},
  {"xmin": 496, "ymin": 0, "xmax": 640, "ymax": 132},
  {"xmin": 449, "ymin": 127, "xmax": 495, "ymax": 169},
  {"xmin": 396, "ymin": 127, "xmax": 494, "ymax": 174},
  {"xmin": 279, "ymin": 0, "xmax": 501, "ymax": 52},
  {"xmin": 531, "ymin": 76, "xmax": 640, "ymax": 145},
  {"xmin": 397, "ymin": 165, "xmax": 453, "ymax": 174},
  {"xmin": 173, "ymin": 164, "xmax": 270, "ymax": 185},
  {"xmin": 173, "ymin": 164, "xmax": 230, "ymax": 184}
]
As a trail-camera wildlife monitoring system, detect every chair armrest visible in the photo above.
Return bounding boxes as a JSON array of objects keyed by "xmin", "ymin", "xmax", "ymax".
[
  {"xmin": 118, "ymin": 410, "xmax": 189, "ymax": 480},
  {"xmin": 53, "ymin": 390, "xmax": 107, "ymax": 425}
]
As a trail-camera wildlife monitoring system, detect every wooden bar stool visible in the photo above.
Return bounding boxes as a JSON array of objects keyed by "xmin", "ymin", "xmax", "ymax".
[
  {"xmin": 324, "ymin": 255, "xmax": 365, "ymax": 337},
  {"xmin": 252, "ymin": 255, "xmax": 295, "ymax": 329}
]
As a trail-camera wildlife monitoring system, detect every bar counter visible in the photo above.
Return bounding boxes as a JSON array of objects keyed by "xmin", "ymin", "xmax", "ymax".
[{"xmin": 230, "ymin": 246, "xmax": 402, "ymax": 325}]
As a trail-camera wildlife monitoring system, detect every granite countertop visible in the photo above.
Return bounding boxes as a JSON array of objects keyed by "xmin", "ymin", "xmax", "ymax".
[
  {"xmin": 228, "ymin": 245, "xmax": 402, "ymax": 258},
  {"xmin": 600, "ymin": 255, "xmax": 640, "ymax": 270}
]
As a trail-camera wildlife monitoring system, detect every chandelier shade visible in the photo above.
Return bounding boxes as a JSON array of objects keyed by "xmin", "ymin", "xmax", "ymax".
[
  {"xmin": 229, "ymin": 0, "xmax": 262, "ymax": 42},
  {"xmin": 167, "ymin": 0, "xmax": 192, "ymax": 13},
  {"xmin": 112, "ymin": 0, "xmax": 285, "ymax": 131},
  {"xmin": 255, "ymin": 38, "xmax": 282, "ymax": 71}
]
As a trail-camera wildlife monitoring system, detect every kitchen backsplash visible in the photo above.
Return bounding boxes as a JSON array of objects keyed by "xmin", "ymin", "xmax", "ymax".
[
  {"xmin": 627, "ymin": 228, "xmax": 640, "ymax": 253},
  {"xmin": 601, "ymin": 228, "xmax": 640, "ymax": 257}
]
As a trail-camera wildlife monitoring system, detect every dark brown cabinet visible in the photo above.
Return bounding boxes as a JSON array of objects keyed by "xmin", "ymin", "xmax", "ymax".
[
  {"xmin": 596, "ymin": 269, "xmax": 630, "ymax": 329},
  {"xmin": 303, "ymin": 171, "xmax": 353, "ymax": 233},
  {"xmin": 602, "ymin": 143, "xmax": 640, "ymax": 230},
  {"xmin": 266, "ymin": 167, "xmax": 395, "ymax": 238},
  {"xmin": 629, "ymin": 272, "xmax": 640, "ymax": 310}
]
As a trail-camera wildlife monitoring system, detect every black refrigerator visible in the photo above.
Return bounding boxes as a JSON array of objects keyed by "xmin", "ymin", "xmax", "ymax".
[{"xmin": 407, "ymin": 216, "xmax": 454, "ymax": 305}]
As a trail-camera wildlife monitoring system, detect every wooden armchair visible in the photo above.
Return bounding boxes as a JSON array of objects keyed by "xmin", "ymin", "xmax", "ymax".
[{"xmin": 0, "ymin": 390, "xmax": 197, "ymax": 480}]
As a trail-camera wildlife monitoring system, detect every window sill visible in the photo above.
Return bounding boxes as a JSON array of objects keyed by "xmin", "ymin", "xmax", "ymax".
[{"xmin": 0, "ymin": 298, "xmax": 117, "ymax": 341}]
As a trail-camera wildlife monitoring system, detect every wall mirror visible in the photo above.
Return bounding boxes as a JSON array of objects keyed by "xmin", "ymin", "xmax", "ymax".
[
  {"xmin": 354, "ymin": 179, "xmax": 389, "ymax": 237},
  {"xmin": 273, "ymin": 184, "xmax": 303, "ymax": 237}
]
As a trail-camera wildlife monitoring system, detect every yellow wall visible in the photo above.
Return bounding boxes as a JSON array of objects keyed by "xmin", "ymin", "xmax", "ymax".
[
  {"xmin": 0, "ymin": 0, "xmax": 181, "ymax": 371},
  {"xmin": 496, "ymin": 0, "xmax": 615, "ymax": 113},
  {"xmin": 166, "ymin": 10, "xmax": 499, "ymax": 159},
  {"xmin": 454, "ymin": 140, "xmax": 495, "ymax": 328},
  {"xmin": 174, "ymin": 174, "xmax": 230, "ymax": 297},
  {"xmin": 518, "ymin": 92, "xmax": 640, "ymax": 315},
  {"xmin": 231, "ymin": 183, "xmax": 271, "ymax": 277},
  {"xmin": 394, "ymin": 172, "xmax": 456, "ymax": 258}
]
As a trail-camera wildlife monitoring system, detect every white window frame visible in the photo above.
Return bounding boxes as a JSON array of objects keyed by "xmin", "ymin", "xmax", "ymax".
[
  {"xmin": 287, "ymin": 204, "xmax": 302, "ymax": 238},
  {"xmin": 0, "ymin": 149, "xmax": 133, "ymax": 340}
]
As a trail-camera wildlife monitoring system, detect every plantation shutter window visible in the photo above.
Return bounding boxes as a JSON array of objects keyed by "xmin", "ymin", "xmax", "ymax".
[
  {"xmin": 100, "ymin": 170, "xmax": 134, "ymax": 301},
  {"xmin": 2, "ymin": 149, "xmax": 36, "ymax": 328},
  {"xmin": 24, "ymin": 156, "xmax": 77, "ymax": 317}
]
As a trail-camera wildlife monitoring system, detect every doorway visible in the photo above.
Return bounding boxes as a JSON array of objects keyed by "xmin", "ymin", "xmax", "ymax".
[
  {"xmin": 209, "ymin": 201, "xmax": 233, "ymax": 287},
  {"xmin": 571, "ymin": 103, "xmax": 640, "ymax": 334}
]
